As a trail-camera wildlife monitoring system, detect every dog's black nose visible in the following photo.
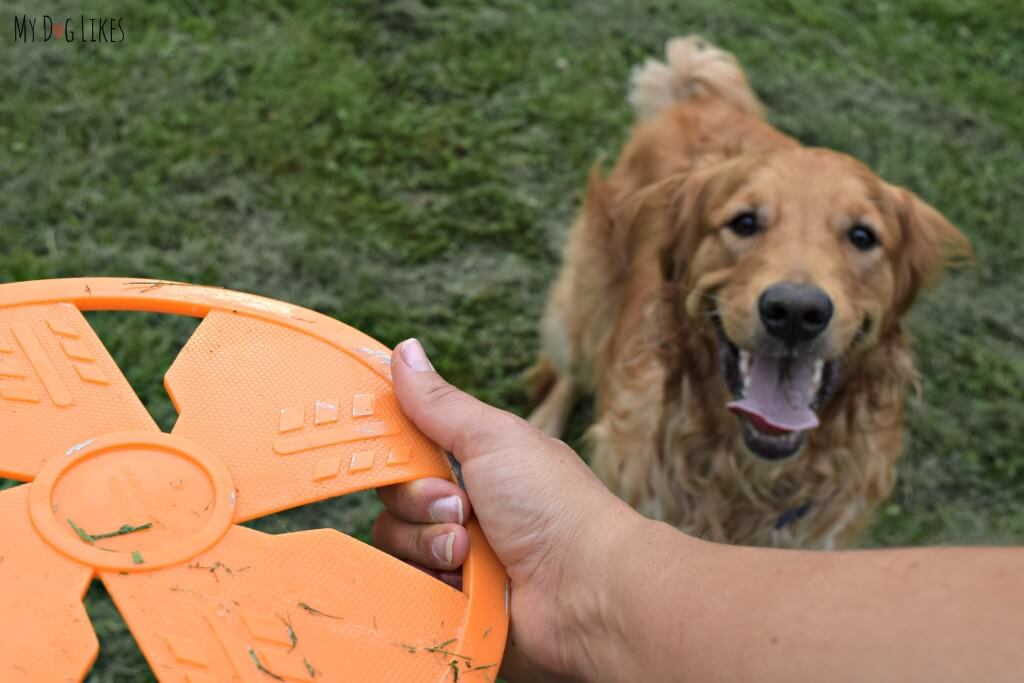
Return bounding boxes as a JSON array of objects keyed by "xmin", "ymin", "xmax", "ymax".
[{"xmin": 758, "ymin": 282, "xmax": 833, "ymax": 346}]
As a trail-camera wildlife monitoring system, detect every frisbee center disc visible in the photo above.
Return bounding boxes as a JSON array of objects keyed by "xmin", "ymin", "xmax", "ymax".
[{"xmin": 29, "ymin": 432, "xmax": 236, "ymax": 571}]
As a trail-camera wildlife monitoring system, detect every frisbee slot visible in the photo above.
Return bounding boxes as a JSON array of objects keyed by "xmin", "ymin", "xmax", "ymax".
[
  {"xmin": 84, "ymin": 580, "xmax": 148, "ymax": 678},
  {"xmin": 242, "ymin": 490, "xmax": 381, "ymax": 538},
  {"xmin": 83, "ymin": 311, "xmax": 199, "ymax": 432}
]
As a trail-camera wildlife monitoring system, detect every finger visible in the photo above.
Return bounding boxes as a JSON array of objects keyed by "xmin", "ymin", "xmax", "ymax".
[
  {"xmin": 377, "ymin": 477, "xmax": 471, "ymax": 525},
  {"xmin": 371, "ymin": 510, "xmax": 469, "ymax": 571},
  {"xmin": 392, "ymin": 338, "xmax": 544, "ymax": 464}
]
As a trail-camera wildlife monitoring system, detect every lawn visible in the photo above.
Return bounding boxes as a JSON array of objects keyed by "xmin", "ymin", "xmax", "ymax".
[{"xmin": 1, "ymin": 0, "xmax": 1022, "ymax": 680}]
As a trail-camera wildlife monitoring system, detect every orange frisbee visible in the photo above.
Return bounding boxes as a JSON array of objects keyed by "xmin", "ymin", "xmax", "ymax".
[{"xmin": 0, "ymin": 278, "xmax": 508, "ymax": 682}]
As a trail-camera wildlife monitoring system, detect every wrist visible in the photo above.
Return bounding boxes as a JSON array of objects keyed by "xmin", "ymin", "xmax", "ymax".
[
  {"xmin": 558, "ymin": 497, "xmax": 652, "ymax": 681},
  {"xmin": 562, "ymin": 508, "xmax": 720, "ymax": 682}
]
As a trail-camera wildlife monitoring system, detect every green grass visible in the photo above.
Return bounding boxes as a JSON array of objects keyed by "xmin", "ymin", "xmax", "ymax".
[{"xmin": 1, "ymin": 1, "xmax": 1022, "ymax": 679}]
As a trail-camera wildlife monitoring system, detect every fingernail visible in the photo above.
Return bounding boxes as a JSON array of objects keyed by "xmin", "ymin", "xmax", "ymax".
[
  {"xmin": 430, "ymin": 496, "xmax": 464, "ymax": 524},
  {"xmin": 433, "ymin": 532, "xmax": 455, "ymax": 565},
  {"xmin": 400, "ymin": 338, "xmax": 434, "ymax": 372}
]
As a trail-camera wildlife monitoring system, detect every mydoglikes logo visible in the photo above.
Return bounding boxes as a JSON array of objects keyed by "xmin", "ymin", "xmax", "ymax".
[{"xmin": 13, "ymin": 15, "xmax": 125, "ymax": 43}]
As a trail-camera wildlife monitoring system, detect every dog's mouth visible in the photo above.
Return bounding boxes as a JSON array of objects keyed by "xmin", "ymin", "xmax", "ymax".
[{"xmin": 715, "ymin": 321, "xmax": 841, "ymax": 461}]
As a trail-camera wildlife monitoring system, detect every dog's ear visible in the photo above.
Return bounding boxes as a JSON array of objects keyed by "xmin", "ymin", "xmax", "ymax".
[
  {"xmin": 585, "ymin": 160, "xmax": 694, "ymax": 283},
  {"xmin": 889, "ymin": 186, "xmax": 973, "ymax": 318},
  {"xmin": 661, "ymin": 156, "xmax": 752, "ymax": 284},
  {"xmin": 663, "ymin": 169, "xmax": 711, "ymax": 283},
  {"xmin": 578, "ymin": 163, "xmax": 634, "ymax": 282}
]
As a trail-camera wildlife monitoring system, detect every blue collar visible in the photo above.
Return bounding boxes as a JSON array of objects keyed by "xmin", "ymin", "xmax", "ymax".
[{"xmin": 775, "ymin": 502, "xmax": 811, "ymax": 530}]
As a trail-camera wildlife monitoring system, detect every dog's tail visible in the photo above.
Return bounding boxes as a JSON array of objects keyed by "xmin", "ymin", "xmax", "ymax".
[{"xmin": 628, "ymin": 35, "xmax": 764, "ymax": 121}]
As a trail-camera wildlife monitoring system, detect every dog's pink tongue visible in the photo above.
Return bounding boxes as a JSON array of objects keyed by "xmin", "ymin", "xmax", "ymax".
[{"xmin": 727, "ymin": 354, "xmax": 819, "ymax": 432}]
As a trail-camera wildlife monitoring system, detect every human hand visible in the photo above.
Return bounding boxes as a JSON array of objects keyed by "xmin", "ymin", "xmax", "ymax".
[{"xmin": 372, "ymin": 339, "xmax": 640, "ymax": 680}]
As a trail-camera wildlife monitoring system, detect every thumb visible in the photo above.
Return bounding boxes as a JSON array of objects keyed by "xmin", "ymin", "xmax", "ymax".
[{"xmin": 391, "ymin": 339, "xmax": 539, "ymax": 464}]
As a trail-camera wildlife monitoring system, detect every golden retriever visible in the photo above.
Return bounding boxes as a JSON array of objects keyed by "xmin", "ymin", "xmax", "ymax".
[{"xmin": 528, "ymin": 36, "xmax": 971, "ymax": 548}]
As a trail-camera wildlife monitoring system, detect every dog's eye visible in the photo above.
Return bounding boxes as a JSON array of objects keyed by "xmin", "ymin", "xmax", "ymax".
[
  {"xmin": 726, "ymin": 212, "xmax": 760, "ymax": 237},
  {"xmin": 848, "ymin": 224, "xmax": 879, "ymax": 251}
]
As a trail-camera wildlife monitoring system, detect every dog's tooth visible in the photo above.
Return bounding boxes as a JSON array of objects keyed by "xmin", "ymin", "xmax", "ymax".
[
  {"xmin": 811, "ymin": 360, "xmax": 824, "ymax": 391},
  {"xmin": 740, "ymin": 350, "xmax": 751, "ymax": 394}
]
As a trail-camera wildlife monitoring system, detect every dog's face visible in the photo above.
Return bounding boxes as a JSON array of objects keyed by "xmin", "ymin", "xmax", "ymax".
[{"xmin": 664, "ymin": 148, "xmax": 970, "ymax": 461}]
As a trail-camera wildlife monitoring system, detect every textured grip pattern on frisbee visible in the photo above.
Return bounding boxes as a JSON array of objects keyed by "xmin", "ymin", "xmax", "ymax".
[
  {"xmin": 166, "ymin": 310, "xmax": 452, "ymax": 522},
  {"xmin": 0, "ymin": 302, "xmax": 157, "ymax": 480}
]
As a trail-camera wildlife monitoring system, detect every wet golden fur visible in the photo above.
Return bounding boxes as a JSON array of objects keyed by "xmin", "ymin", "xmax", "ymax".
[{"xmin": 529, "ymin": 37, "xmax": 971, "ymax": 548}]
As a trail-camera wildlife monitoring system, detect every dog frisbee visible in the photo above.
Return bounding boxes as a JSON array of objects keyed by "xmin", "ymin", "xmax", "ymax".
[{"xmin": 0, "ymin": 278, "xmax": 508, "ymax": 682}]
